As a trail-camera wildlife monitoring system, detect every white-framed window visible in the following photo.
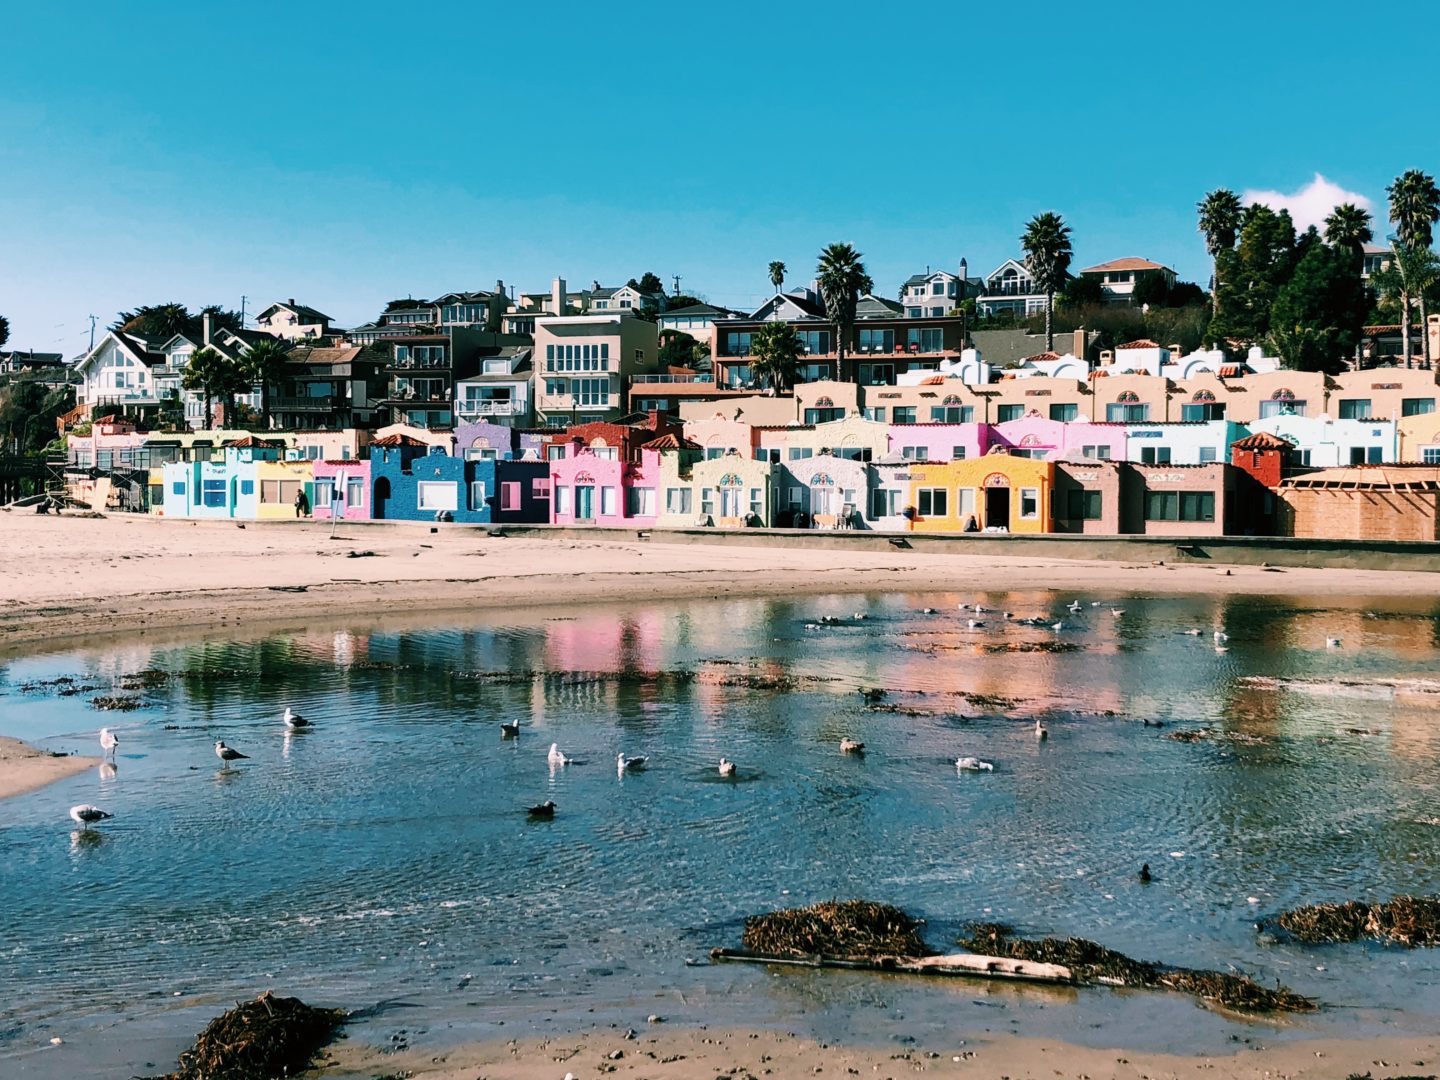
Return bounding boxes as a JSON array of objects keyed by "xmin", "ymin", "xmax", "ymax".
[
  {"xmin": 1423, "ymin": 446, "xmax": 1440, "ymax": 464},
  {"xmin": 952, "ymin": 446, "xmax": 967, "ymax": 460},
  {"xmin": 470, "ymin": 480, "xmax": 487, "ymax": 510},
  {"xmin": 788, "ymin": 448, "xmax": 813, "ymax": 461},
  {"xmin": 917, "ymin": 487, "xmax": 947, "ymax": 516},
  {"xmin": 629, "ymin": 487, "xmax": 656, "ymax": 516},
  {"xmin": 665, "ymin": 487, "xmax": 691, "ymax": 514},
  {"xmin": 787, "ymin": 485, "xmax": 806, "ymax": 510},
  {"xmin": 600, "ymin": 486, "xmax": 616, "ymax": 516},
  {"xmin": 1019, "ymin": 487, "xmax": 1039, "ymax": 519},
  {"xmin": 418, "ymin": 481, "xmax": 458, "ymax": 511},
  {"xmin": 872, "ymin": 488, "xmax": 900, "ymax": 519},
  {"xmin": 346, "ymin": 478, "xmax": 364, "ymax": 506},
  {"xmin": 901, "ymin": 446, "xmax": 928, "ymax": 461},
  {"xmin": 314, "ymin": 479, "xmax": 335, "ymax": 506},
  {"xmin": 956, "ymin": 487, "xmax": 976, "ymax": 520},
  {"xmin": 749, "ymin": 488, "xmax": 763, "ymax": 517},
  {"xmin": 634, "ymin": 348, "xmax": 644, "ymax": 363},
  {"xmin": 533, "ymin": 477, "xmax": 551, "ymax": 499},
  {"xmin": 554, "ymin": 484, "xmax": 571, "ymax": 513},
  {"xmin": 700, "ymin": 487, "xmax": 715, "ymax": 516}
]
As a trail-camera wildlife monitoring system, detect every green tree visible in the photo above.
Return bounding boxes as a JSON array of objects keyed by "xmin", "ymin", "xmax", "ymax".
[
  {"xmin": 748, "ymin": 320, "xmax": 802, "ymax": 392},
  {"xmin": 1323, "ymin": 202, "xmax": 1373, "ymax": 264},
  {"xmin": 1020, "ymin": 211, "xmax": 1073, "ymax": 351},
  {"xmin": 768, "ymin": 261, "xmax": 786, "ymax": 294},
  {"xmin": 1167, "ymin": 281, "xmax": 1207, "ymax": 308},
  {"xmin": 1388, "ymin": 170, "xmax": 1440, "ymax": 363},
  {"xmin": 1058, "ymin": 275, "xmax": 1105, "ymax": 310},
  {"xmin": 1266, "ymin": 323, "xmax": 1331, "ymax": 373},
  {"xmin": 1197, "ymin": 189, "xmax": 1243, "ymax": 317},
  {"xmin": 1372, "ymin": 246, "xmax": 1440, "ymax": 368},
  {"xmin": 1132, "ymin": 271, "xmax": 1171, "ymax": 308},
  {"xmin": 1209, "ymin": 204, "xmax": 1298, "ymax": 345},
  {"xmin": 181, "ymin": 347, "xmax": 228, "ymax": 428},
  {"xmin": 815, "ymin": 242, "xmax": 872, "ymax": 371},
  {"xmin": 114, "ymin": 303, "xmax": 191, "ymax": 340},
  {"xmin": 631, "ymin": 272, "xmax": 665, "ymax": 296},
  {"xmin": 0, "ymin": 314, "xmax": 9, "ymax": 350},
  {"xmin": 658, "ymin": 329, "xmax": 700, "ymax": 367},
  {"xmin": 1270, "ymin": 236, "xmax": 1369, "ymax": 372},
  {"xmin": 243, "ymin": 338, "xmax": 292, "ymax": 429}
]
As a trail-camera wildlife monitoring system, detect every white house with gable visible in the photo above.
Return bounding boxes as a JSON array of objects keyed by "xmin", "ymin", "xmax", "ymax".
[{"xmin": 1246, "ymin": 414, "xmax": 1398, "ymax": 467}]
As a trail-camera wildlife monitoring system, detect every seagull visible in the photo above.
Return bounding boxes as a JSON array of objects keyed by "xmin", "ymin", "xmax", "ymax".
[
  {"xmin": 1003, "ymin": 611, "xmax": 1015, "ymax": 620},
  {"xmin": 69, "ymin": 804, "xmax": 112, "ymax": 827},
  {"xmin": 718, "ymin": 758, "xmax": 737, "ymax": 777},
  {"xmin": 1067, "ymin": 601, "xmax": 1083, "ymax": 614},
  {"xmin": 956, "ymin": 757, "xmax": 994, "ymax": 772},
  {"xmin": 1213, "ymin": 631, "xmax": 1229, "ymax": 643},
  {"xmin": 853, "ymin": 612, "xmax": 868, "ymax": 620},
  {"xmin": 1051, "ymin": 620, "xmax": 1064, "ymax": 632},
  {"xmin": 1138, "ymin": 863, "xmax": 1153, "ymax": 883},
  {"xmin": 500, "ymin": 719, "xmax": 521, "ymax": 738},
  {"xmin": 1111, "ymin": 609, "xmax": 1126, "ymax": 617},
  {"xmin": 527, "ymin": 800, "xmax": 556, "ymax": 819},
  {"xmin": 922, "ymin": 607, "xmax": 937, "ymax": 615},
  {"xmin": 1215, "ymin": 645, "xmax": 1229, "ymax": 654},
  {"xmin": 214, "ymin": 740, "xmax": 248, "ymax": 765},
  {"xmin": 1090, "ymin": 601, "xmax": 1102, "ymax": 607},
  {"xmin": 1326, "ymin": 637, "xmax": 1343, "ymax": 649},
  {"xmin": 99, "ymin": 727, "xmax": 119, "ymax": 758},
  {"xmin": 1182, "ymin": 628, "xmax": 1202, "ymax": 636},
  {"xmin": 840, "ymin": 738, "xmax": 865, "ymax": 754},
  {"xmin": 958, "ymin": 603, "xmax": 970, "ymax": 610},
  {"xmin": 1035, "ymin": 719, "xmax": 1048, "ymax": 741},
  {"xmin": 282, "ymin": 707, "xmax": 309, "ymax": 729},
  {"xmin": 968, "ymin": 619, "xmax": 985, "ymax": 629},
  {"xmin": 974, "ymin": 604, "xmax": 988, "ymax": 614},
  {"xmin": 617, "ymin": 752, "xmax": 648, "ymax": 774},
  {"xmin": 547, "ymin": 743, "xmax": 569, "ymax": 766}
]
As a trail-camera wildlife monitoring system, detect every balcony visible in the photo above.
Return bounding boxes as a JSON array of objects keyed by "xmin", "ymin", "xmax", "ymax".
[
  {"xmin": 388, "ymin": 357, "xmax": 450, "ymax": 371},
  {"xmin": 539, "ymin": 395, "xmax": 612, "ymax": 411},
  {"xmin": 632, "ymin": 373, "xmax": 714, "ymax": 384},
  {"xmin": 90, "ymin": 392, "xmax": 162, "ymax": 408},
  {"xmin": 456, "ymin": 400, "xmax": 525, "ymax": 418},
  {"xmin": 272, "ymin": 395, "xmax": 338, "ymax": 412}
]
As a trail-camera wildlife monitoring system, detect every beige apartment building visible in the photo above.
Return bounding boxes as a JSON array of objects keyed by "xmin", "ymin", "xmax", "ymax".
[{"xmin": 534, "ymin": 304, "xmax": 657, "ymax": 427}]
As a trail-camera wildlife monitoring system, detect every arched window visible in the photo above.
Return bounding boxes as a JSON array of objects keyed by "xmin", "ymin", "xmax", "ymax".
[
  {"xmin": 943, "ymin": 394, "xmax": 962, "ymax": 405},
  {"xmin": 1192, "ymin": 390, "xmax": 1216, "ymax": 403},
  {"xmin": 1271, "ymin": 388, "xmax": 1294, "ymax": 401},
  {"xmin": 815, "ymin": 396, "xmax": 834, "ymax": 407},
  {"xmin": 1117, "ymin": 390, "xmax": 1140, "ymax": 403}
]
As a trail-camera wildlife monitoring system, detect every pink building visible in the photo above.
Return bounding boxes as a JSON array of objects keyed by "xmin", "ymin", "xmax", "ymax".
[
  {"xmin": 311, "ymin": 459, "xmax": 372, "ymax": 520},
  {"xmin": 549, "ymin": 448, "xmax": 659, "ymax": 526},
  {"xmin": 884, "ymin": 422, "xmax": 990, "ymax": 463},
  {"xmin": 991, "ymin": 414, "xmax": 1127, "ymax": 461}
]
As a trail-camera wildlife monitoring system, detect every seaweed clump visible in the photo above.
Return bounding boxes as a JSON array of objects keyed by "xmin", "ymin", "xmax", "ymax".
[
  {"xmin": 958, "ymin": 923, "xmax": 1314, "ymax": 1014},
  {"xmin": 743, "ymin": 900, "xmax": 931, "ymax": 960},
  {"xmin": 1277, "ymin": 896, "xmax": 1440, "ymax": 947},
  {"xmin": 148, "ymin": 992, "xmax": 345, "ymax": 1080}
]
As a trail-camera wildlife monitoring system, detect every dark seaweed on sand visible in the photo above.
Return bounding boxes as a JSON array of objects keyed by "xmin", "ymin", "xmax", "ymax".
[
  {"xmin": 1276, "ymin": 896, "xmax": 1440, "ymax": 947},
  {"xmin": 742, "ymin": 901, "xmax": 932, "ymax": 960},
  {"xmin": 958, "ymin": 923, "xmax": 1314, "ymax": 1014},
  {"xmin": 146, "ymin": 992, "xmax": 345, "ymax": 1080}
]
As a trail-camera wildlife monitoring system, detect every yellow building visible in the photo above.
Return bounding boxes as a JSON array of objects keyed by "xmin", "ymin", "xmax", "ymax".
[
  {"xmin": 253, "ymin": 458, "xmax": 317, "ymax": 519},
  {"xmin": 1399, "ymin": 411, "xmax": 1440, "ymax": 462},
  {"xmin": 906, "ymin": 449, "xmax": 1054, "ymax": 533}
]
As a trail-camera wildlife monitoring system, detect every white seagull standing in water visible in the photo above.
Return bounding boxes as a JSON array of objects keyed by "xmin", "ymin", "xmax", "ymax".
[
  {"xmin": 840, "ymin": 738, "xmax": 865, "ymax": 754},
  {"xmin": 548, "ymin": 743, "xmax": 569, "ymax": 767},
  {"xmin": 617, "ymin": 752, "xmax": 648, "ymax": 775},
  {"xmin": 500, "ymin": 719, "xmax": 521, "ymax": 738},
  {"xmin": 282, "ymin": 708, "xmax": 309, "ymax": 729},
  {"xmin": 70, "ymin": 805, "xmax": 113, "ymax": 827},
  {"xmin": 214, "ymin": 741, "xmax": 249, "ymax": 765},
  {"xmin": 99, "ymin": 727, "xmax": 119, "ymax": 758},
  {"xmin": 956, "ymin": 757, "xmax": 994, "ymax": 772},
  {"xmin": 1035, "ymin": 719, "xmax": 1048, "ymax": 741}
]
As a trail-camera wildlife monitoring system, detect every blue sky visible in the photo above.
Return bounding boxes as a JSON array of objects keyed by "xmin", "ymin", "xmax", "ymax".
[{"xmin": 3, "ymin": 1, "xmax": 1435, "ymax": 354}]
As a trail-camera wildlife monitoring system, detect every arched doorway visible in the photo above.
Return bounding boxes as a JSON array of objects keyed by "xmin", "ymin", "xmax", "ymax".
[
  {"xmin": 373, "ymin": 476, "xmax": 391, "ymax": 519},
  {"xmin": 983, "ymin": 472, "xmax": 1010, "ymax": 529}
]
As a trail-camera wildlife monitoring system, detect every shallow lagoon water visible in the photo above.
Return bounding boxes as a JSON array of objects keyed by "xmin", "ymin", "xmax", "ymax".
[{"xmin": 3, "ymin": 589, "xmax": 1440, "ymax": 1075}]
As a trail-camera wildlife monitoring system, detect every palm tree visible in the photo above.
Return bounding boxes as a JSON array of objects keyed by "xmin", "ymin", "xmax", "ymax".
[
  {"xmin": 180, "ymin": 347, "xmax": 225, "ymax": 428},
  {"xmin": 1372, "ymin": 246, "xmax": 1440, "ymax": 367},
  {"xmin": 1323, "ymin": 203, "xmax": 1373, "ymax": 262},
  {"xmin": 748, "ymin": 321, "xmax": 802, "ymax": 393},
  {"xmin": 1020, "ymin": 212, "xmax": 1073, "ymax": 351},
  {"xmin": 1388, "ymin": 170, "xmax": 1440, "ymax": 250},
  {"xmin": 1197, "ymin": 189, "xmax": 1242, "ymax": 317},
  {"xmin": 815, "ymin": 243, "xmax": 873, "ymax": 373},
  {"xmin": 243, "ymin": 338, "xmax": 292, "ymax": 429},
  {"xmin": 768, "ymin": 261, "xmax": 786, "ymax": 294}
]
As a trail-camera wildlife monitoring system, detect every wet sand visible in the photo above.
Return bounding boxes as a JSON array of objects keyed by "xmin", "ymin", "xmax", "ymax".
[
  {"xmin": 0, "ymin": 735, "xmax": 97, "ymax": 800},
  {"xmin": 319, "ymin": 1025, "xmax": 1440, "ymax": 1080}
]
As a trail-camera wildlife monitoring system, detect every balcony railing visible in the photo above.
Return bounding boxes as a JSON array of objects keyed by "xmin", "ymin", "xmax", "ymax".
[
  {"xmin": 456, "ymin": 400, "xmax": 524, "ymax": 417},
  {"xmin": 632, "ymin": 373, "xmax": 714, "ymax": 384},
  {"xmin": 385, "ymin": 392, "xmax": 451, "ymax": 404},
  {"xmin": 272, "ymin": 395, "xmax": 337, "ymax": 412},
  {"xmin": 388, "ymin": 357, "xmax": 450, "ymax": 370},
  {"xmin": 539, "ymin": 395, "xmax": 612, "ymax": 410}
]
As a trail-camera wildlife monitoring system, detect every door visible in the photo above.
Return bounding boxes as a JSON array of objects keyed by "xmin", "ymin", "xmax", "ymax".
[
  {"xmin": 985, "ymin": 487, "xmax": 1010, "ymax": 530},
  {"xmin": 373, "ymin": 476, "xmax": 391, "ymax": 520},
  {"xmin": 721, "ymin": 487, "xmax": 743, "ymax": 518},
  {"xmin": 575, "ymin": 485, "xmax": 595, "ymax": 520}
]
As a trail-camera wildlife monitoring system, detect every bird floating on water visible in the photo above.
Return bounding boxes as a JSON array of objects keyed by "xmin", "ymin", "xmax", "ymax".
[
  {"xmin": 548, "ymin": 743, "xmax": 569, "ymax": 766},
  {"xmin": 99, "ymin": 727, "xmax": 118, "ymax": 758},
  {"xmin": 1213, "ymin": 631, "xmax": 1229, "ymax": 643},
  {"xmin": 527, "ymin": 800, "xmax": 556, "ymax": 819},
  {"xmin": 1051, "ymin": 620, "xmax": 1065, "ymax": 632},
  {"xmin": 922, "ymin": 607, "xmax": 937, "ymax": 615},
  {"xmin": 214, "ymin": 741, "xmax": 248, "ymax": 764},
  {"xmin": 853, "ymin": 612, "xmax": 868, "ymax": 620},
  {"xmin": 968, "ymin": 619, "xmax": 985, "ymax": 629},
  {"xmin": 956, "ymin": 757, "xmax": 994, "ymax": 772},
  {"xmin": 282, "ymin": 707, "xmax": 308, "ymax": 729},
  {"xmin": 617, "ymin": 752, "xmax": 648, "ymax": 774},
  {"xmin": 500, "ymin": 719, "xmax": 520, "ymax": 738},
  {"xmin": 1035, "ymin": 719, "xmax": 1048, "ymax": 741},
  {"xmin": 1182, "ymin": 628, "xmax": 1202, "ymax": 636},
  {"xmin": 718, "ymin": 758, "xmax": 737, "ymax": 778},
  {"xmin": 840, "ymin": 738, "xmax": 865, "ymax": 754},
  {"xmin": 1067, "ymin": 601, "xmax": 1083, "ymax": 613},
  {"xmin": 1138, "ymin": 863, "xmax": 1153, "ymax": 883},
  {"xmin": 1111, "ymin": 609, "xmax": 1126, "ymax": 617},
  {"xmin": 974, "ymin": 604, "xmax": 988, "ymax": 614},
  {"xmin": 69, "ymin": 804, "xmax": 112, "ymax": 827}
]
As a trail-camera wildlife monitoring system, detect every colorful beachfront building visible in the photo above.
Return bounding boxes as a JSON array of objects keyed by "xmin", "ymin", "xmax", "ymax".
[
  {"xmin": 989, "ymin": 415, "xmax": 1126, "ymax": 461},
  {"xmin": 1245, "ymin": 415, "xmax": 1397, "ymax": 467},
  {"xmin": 158, "ymin": 437, "xmax": 313, "ymax": 519},
  {"xmin": 1117, "ymin": 419, "xmax": 1248, "ymax": 465},
  {"xmin": 684, "ymin": 412, "xmax": 760, "ymax": 460},
  {"xmin": 906, "ymin": 451, "xmax": 1055, "ymax": 533},
  {"xmin": 550, "ymin": 448, "xmax": 660, "ymax": 525},
  {"xmin": 884, "ymin": 422, "xmax": 990, "ymax": 463},
  {"xmin": 1398, "ymin": 411, "xmax": 1440, "ymax": 463},
  {"xmin": 778, "ymin": 454, "xmax": 870, "ymax": 528},
  {"xmin": 311, "ymin": 459, "xmax": 371, "ymax": 520},
  {"xmin": 369, "ymin": 434, "xmax": 548, "ymax": 523},
  {"xmin": 690, "ymin": 452, "xmax": 776, "ymax": 527}
]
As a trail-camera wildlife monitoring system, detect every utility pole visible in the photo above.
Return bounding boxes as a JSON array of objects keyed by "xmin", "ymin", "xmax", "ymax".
[
  {"xmin": 672, "ymin": 274, "xmax": 681, "ymax": 296},
  {"xmin": 87, "ymin": 315, "xmax": 98, "ymax": 351},
  {"xmin": 240, "ymin": 295, "xmax": 248, "ymax": 328}
]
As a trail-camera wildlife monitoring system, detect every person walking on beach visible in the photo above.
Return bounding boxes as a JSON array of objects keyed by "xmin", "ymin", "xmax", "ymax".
[{"xmin": 294, "ymin": 489, "xmax": 310, "ymax": 518}]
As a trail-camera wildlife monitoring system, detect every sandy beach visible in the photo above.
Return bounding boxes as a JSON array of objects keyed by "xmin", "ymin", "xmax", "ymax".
[
  {"xmin": 0, "ymin": 735, "xmax": 97, "ymax": 800},
  {"xmin": 319, "ymin": 1025, "xmax": 1440, "ymax": 1080}
]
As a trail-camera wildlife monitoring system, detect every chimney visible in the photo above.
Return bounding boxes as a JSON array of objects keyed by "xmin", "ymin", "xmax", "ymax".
[
  {"xmin": 1072, "ymin": 328, "xmax": 1085, "ymax": 358},
  {"xmin": 495, "ymin": 279, "xmax": 505, "ymax": 298},
  {"xmin": 551, "ymin": 277, "xmax": 567, "ymax": 316},
  {"xmin": 288, "ymin": 298, "xmax": 296, "ymax": 307},
  {"xmin": 203, "ymin": 311, "xmax": 212, "ymax": 345},
  {"xmin": 1100, "ymin": 349, "xmax": 1114, "ymax": 367}
]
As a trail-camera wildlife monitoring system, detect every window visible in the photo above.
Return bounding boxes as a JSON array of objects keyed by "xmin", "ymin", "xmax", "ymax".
[
  {"xmin": 1337, "ymin": 399, "xmax": 1372, "ymax": 420},
  {"xmin": 171, "ymin": 481, "xmax": 185, "ymax": 496},
  {"xmin": 1403, "ymin": 398, "xmax": 1436, "ymax": 416},
  {"xmin": 202, "ymin": 479, "xmax": 226, "ymax": 508},
  {"xmin": 749, "ymin": 488, "xmax": 763, "ymax": 517},
  {"xmin": 1140, "ymin": 446, "xmax": 1172, "ymax": 465},
  {"xmin": 786, "ymin": 485, "xmax": 806, "ymax": 510},
  {"xmin": 1199, "ymin": 447, "xmax": 1217, "ymax": 464},
  {"xmin": 469, "ymin": 480, "xmax": 487, "ymax": 510},
  {"xmin": 996, "ymin": 404, "xmax": 1023, "ymax": 422},
  {"xmin": 347, "ymin": 478, "xmax": 364, "ymax": 506},
  {"xmin": 794, "ymin": 329, "xmax": 831, "ymax": 354},
  {"xmin": 837, "ymin": 447, "xmax": 872, "ymax": 462},
  {"xmin": 1181, "ymin": 402, "xmax": 1226, "ymax": 421},
  {"xmin": 240, "ymin": 479, "xmax": 255, "ymax": 496},
  {"xmin": 788, "ymin": 447, "xmax": 814, "ymax": 461},
  {"xmin": 892, "ymin": 406, "xmax": 916, "ymax": 424},
  {"xmin": 418, "ymin": 481, "xmax": 459, "ymax": 511},
  {"xmin": 1106, "ymin": 402, "xmax": 1150, "ymax": 422},
  {"xmin": 665, "ymin": 487, "xmax": 692, "ymax": 514},
  {"xmin": 907, "ymin": 307, "xmax": 922, "ymax": 318},
  {"xmin": 951, "ymin": 446, "xmax": 967, "ymax": 460},
  {"xmin": 857, "ymin": 329, "xmax": 895, "ymax": 353},
  {"xmin": 932, "ymin": 282, "xmax": 945, "ymax": 295},
  {"xmin": 929, "ymin": 307, "xmax": 944, "ymax": 317},
  {"xmin": 797, "ymin": 363, "xmax": 833, "ymax": 383},
  {"xmin": 600, "ymin": 486, "xmax": 616, "ymax": 516},
  {"xmin": 629, "ymin": 487, "xmax": 656, "ymax": 516},
  {"xmin": 901, "ymin": 446, "xmax": 929, "ymax": 461},
  {"xmin": 1145, "ymin": 491, "xmax": 1215, "ymax": 522},
  {"xmin": 546, "ymin": 444, "xmax": 567, "ymax": 461},
  {"xmin": 804, "ymin": 408, "xmax": 844, "ymax": 424},
  {"xmin": 917, "ymin": 487, "xmax": 947, "ymax": 516},
  {"xmin": 1019, "ymin": 488, "xmax": 1039, "ymax": 519},
  {"xmin": 872, "ymin": 488, "xmax": 900, "ymax": 519},
  {"xmin": 955, "ymin": 487, "xmax": 975, "ymax": 521},
  {"xmin": 859, "ymin": 363, "xmax": 895, "ymax": 386},
  {"xmin": 314, "ymin": 479, "xmax": 334, "ymax": 506},
  {"xmin": 724, "ymin": 331, "xmax": 752, "ymax": 356},
  {"xmin": 499, "ymin": 482, "xmax": 520, "ymax": 511},
  {"xmin": 700, "ymin": 487, "xmax": 715, "ymax": 516},
  {"xmin": 554, "ymin": 484, "xmax": 571, "ymax": 513},
  {"xmin": 1349, "ymin": 446, "xmax": 1384, "ymax": 464},
  {"xmin": 1081, "ymin": 444, "xmax": 1112, "ymax": 460},
  {"xmin": 1066, "ymin": 489, "xmax": 1102, "ymax": 520},
  {"xmin": 906, "ymin": 328, "xmax": 944, "ymax": 353},
  {"xmin": 863, "ymin": 406, "xmax": 887, "ymax": 422},
  {"xmin": 931, "ymin": 403, "xmax": 973, "ymax": 423},
  {"xmin": 1049, "ymin": 403, "xmax": 1078, "ymax": 422},
  {"xmin": 1259, "ymin": 399, "xmax": 1306, "ymax": 418},
  {"xmin": 1424, "ymin": 447, "xmax": 1440, "ymax": 464},
  {"xmin": 633, "ymin": 349, "xmax": 644, "ymax": 363},
  {"xmin": 533, "ymin": 477, "xmax": 551, "ymax": 499}
]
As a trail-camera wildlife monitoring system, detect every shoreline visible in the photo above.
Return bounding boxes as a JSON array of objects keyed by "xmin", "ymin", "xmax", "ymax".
[
  {"xmin": 1, "ymin": 513, "xmax": 1438, "ymax": 657},
  {"xmin": 0, "ymin": 736, "xmax": 98, "ymax": 800},
  {"xmin": 317, "ymin": 1024, "xmax": 1440, "ymax": 1080}
]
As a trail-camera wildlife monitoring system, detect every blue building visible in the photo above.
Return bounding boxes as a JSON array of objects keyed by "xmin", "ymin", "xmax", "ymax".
[{"xmin": 369, "ymin": 434, "xmax": 549, "ymax": 523}]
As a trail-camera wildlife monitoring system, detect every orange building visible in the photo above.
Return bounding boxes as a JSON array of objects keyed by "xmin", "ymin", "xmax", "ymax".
[{"xmin": 906, "ymin": 450, "xmax": 1053, "ymax": 533}]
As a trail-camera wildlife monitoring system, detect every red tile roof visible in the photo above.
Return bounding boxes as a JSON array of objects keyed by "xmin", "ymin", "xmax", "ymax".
[
  {"xmin": 1115, "ymin": 339, "xmax": 1161, "ymax": 350},
  {"xmin": 1230, "ymin": 431, "xmax": 1293, "ymax": 451},
  {"xmin": 1079, "ymin": 257, "xmax": 1173, "ymax": 274},
  {"xmin": 373, "ymin": 433, "xmax": 431, "ymax": 447},
  {"xmin": 642, "ymin": 433, "xmax": 700, "ymax": 450},
  {"xmin": 223, "ymin": 435, "xmax": 284, "ymax": 448}
]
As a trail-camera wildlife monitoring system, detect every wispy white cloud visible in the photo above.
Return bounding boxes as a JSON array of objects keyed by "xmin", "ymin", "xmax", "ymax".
[{"xmin": 1241, "ymin": 173, "xmax": 1373, "ymax": 233}]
